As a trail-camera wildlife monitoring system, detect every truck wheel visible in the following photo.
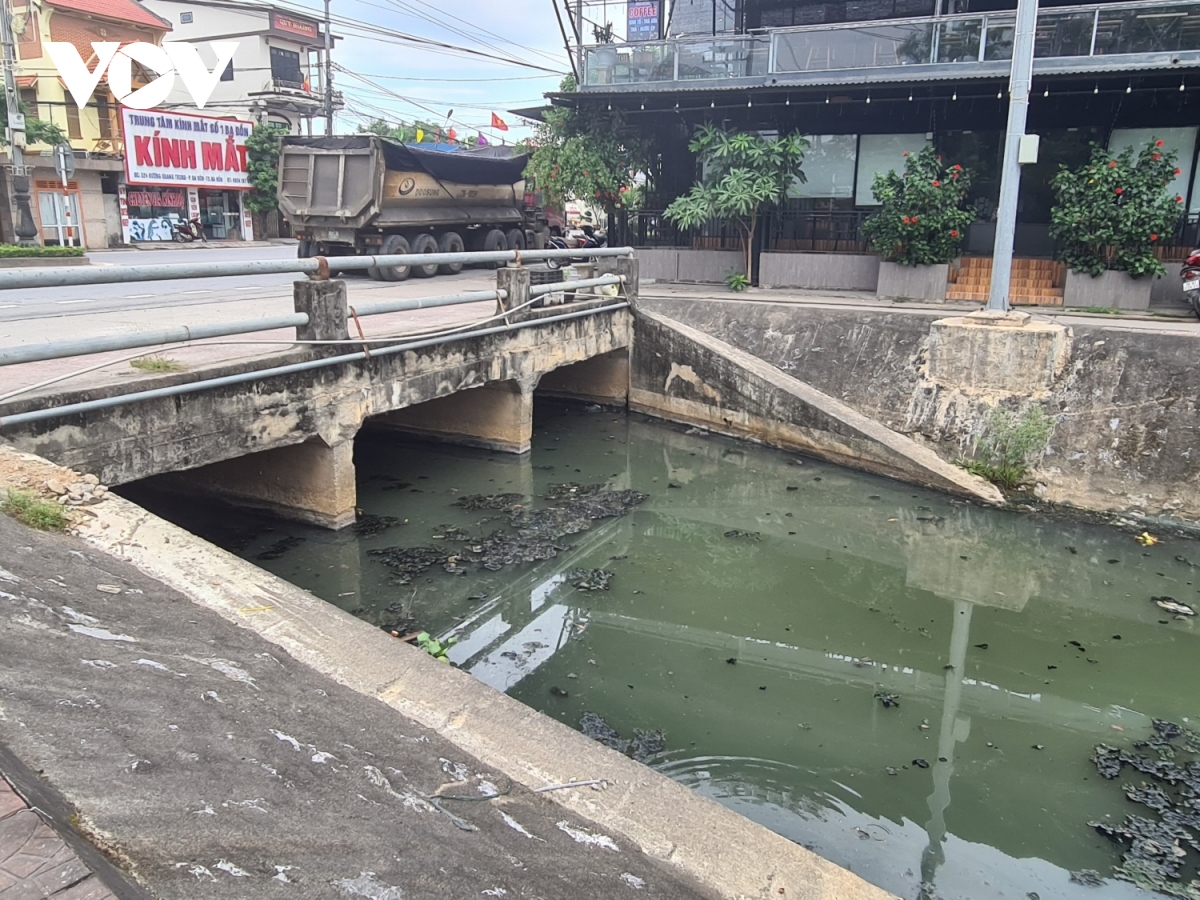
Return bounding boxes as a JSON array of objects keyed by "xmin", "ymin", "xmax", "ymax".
[
  {"xmin": 410, "ymin": 233, "xmax": 440, "ymax": 278},
  {"xmin": 297, "ymin": 239, "xmax": 314, "ymax": 258},
  {"xmin": 378, "ymin": 234, "xmax": 411, "ymax": 281},
  {"xmin": 505, "ymin": 228, "xmax": 526, "ymax": 251},
  {"xmin": 482, "ymin": 229, "xmax": 507, "ymax": 268},
  {"xmin": 437, "ymin": 231, "xmax": 465, "ymax": 275}
]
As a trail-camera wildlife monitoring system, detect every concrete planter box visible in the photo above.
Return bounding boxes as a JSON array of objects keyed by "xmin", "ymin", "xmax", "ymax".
[
  {"xmin": 635, "ymin": 249, "xmax": 680, "ymax": 283},
  {"xmin": 634, "ymin": 248, "xmax": 744, "ymax": 284},
  {"xmin": 876, "ymin": 261, "xmax": 950, "ymax": 302},
  {"xmin": 1063, "ymin": 269, "xmax": 1153, "ymax": 311},
  {"xmin": 760, "ymin": 252, "xmax": 879, "ymax": 291},
  {"xmin": 0, "ymin": 255, "xmax": 89, "ymax": 268}
]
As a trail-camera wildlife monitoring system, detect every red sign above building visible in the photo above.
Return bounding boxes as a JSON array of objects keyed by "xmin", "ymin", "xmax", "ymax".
[{"xmin": 269, "ymin": 11, "xmax": 319, "ymax": 41}]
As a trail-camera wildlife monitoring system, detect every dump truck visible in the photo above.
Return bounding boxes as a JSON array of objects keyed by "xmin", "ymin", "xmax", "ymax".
[{"xmin": 277, "ymin": 135, "xmax": 544, "ymax": 280}]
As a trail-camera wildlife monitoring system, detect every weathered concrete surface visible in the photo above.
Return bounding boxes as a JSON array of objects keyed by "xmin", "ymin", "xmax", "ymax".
[
  {"xmin": 371, "ymin": 378, "xmax": 535, "ymax": 452},
  {"xmin": 641, "ymin": 297, "xmax": 1200, "ymax": 525},
  {"xmin": 927, "ymin": 313, "xmax": 1071, "ymax": 395},
  {"xmin": 631, "ymin": 311, "xmax": 1002, "ymax": 504},
  {"xmin": 536, "ymin": 349, "xmax": 630, "ymax": 406},
  {"xmin": 637, "ymin": 250, "xmax": 744, "ymax": 283},
  {"xmin": 1063, "ymin": 268, "xmax": 1153, "ymax": 311},
  {"xmin": 759, "ymin": 252, "xmax": 880, "ymax": 292},
  {"xmin": 876, "ymin": 262, "xmax": 949, "ymax": 302},
  {"xmin": 0, "ymin": 306, "xmax": 632, "ymax": 525},
  {"xmin": 0, "ymin": 446, "xmax": 897, "ymax": 900}
]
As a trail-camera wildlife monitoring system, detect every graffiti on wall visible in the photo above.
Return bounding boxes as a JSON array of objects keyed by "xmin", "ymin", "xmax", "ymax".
[{"xmin": 127, "ymin": 217, "xmax": 178, "ymax": 242}]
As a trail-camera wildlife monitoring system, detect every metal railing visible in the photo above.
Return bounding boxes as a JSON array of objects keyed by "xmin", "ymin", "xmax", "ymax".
[{"xmin": 582, "ymin": 0, "xmax": 1200, "ymax": 85}]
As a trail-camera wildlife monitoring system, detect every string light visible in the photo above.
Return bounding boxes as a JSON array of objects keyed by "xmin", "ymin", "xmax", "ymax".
[
  {"xmin": 1181, "ymin": 80, "xmax": 1187, "ymax": 92},
  {"xmin": 865, "ymin": 93, "xmax": 871, "ymax": 104},
  {"xmin": 710, "ymin": 100, "xmax": 715, "ymax": 108},
  {"xmin": 952, "ymin": 89, "xmax": 957, "ymax": 100},
  {"xmin": 1126, "ymin": 83, "xmax": 1132, "ymax": 94},
  {"xmin": 825, "ymin": 94, "xmax": 830, "ymax": 103},
  {"xmin": 785, "ymin": 95, "xmax": 791, "ymax": 105},
  {"xmin": 747, "ymin": 97, "xmax": 752, "ymax": 107},
  {"xmin": 1094, "ymin": 84, "xmax": 1099, "ymax": 94},
  {"xmin": 908, "ymin": 91, "xmax": 913, "ymax": 101},
  {"xmin": 997, "ymin": 90, "xmax": 1002, "ymax": 99},
  {"xmin": 640, "ymin": 99, "xmax": 645, "ymax": 109},
  {"xmin": 1043, "ymin": 88, "xmax": 1049, "ymax": 97}
]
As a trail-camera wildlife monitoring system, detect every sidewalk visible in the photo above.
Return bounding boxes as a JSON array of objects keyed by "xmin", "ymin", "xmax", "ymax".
[{"xmin": 110, "ymin": 239, "xmax": 297, "ymax": 252}]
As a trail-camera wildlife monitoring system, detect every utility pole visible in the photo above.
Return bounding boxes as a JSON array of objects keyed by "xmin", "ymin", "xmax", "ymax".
[
  {"xmin": 0, "ymin": 0, "xmax": 37, "ymax": 245},
  {"xmin": 986, "ymin": 0, "xmax": 1039, "ymax": 312},
  {"xmin": 323, "ymin": 0, "xmax": 334, "ymax": 135},
  {"xmin": 574, "ymin": 0, "xmax": 583, "ymax": 86}
]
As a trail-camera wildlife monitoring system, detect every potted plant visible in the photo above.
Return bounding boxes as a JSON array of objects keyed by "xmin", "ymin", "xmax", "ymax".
[
  {"xmin": 1050, "ymin": 139, "xmax": 1184, "ymax": 311},
  {"xmin": 861, "ymin": 146, "xmax": 975, "ymax": 301}
]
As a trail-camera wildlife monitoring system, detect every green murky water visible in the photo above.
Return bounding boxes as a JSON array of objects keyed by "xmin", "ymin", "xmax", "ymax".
[{"xmin": 124, "ymin": 401, "xmax": 1200, "ymax": 900}]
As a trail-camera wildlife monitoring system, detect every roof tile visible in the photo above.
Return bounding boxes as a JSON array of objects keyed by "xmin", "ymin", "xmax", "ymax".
[{"xmin": 43, "ymin": 0, "xmax": 172, "ymax": 32}]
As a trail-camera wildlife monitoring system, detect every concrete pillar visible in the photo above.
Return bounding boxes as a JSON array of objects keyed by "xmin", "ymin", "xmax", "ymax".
[
  {"xmin": 926, "ymin": 310, "xmax": 1070, "ymax": 395},
  {"xmin": 497, "ymin": 266, "xmax": 532, "ymax": 319},
  {"xmin": 598, "ymin": 255, "xmax": 640, "ymax": 303},
  {"xmin": 368, "ymin": 379, "xmax": 534, "ymax": 453},
  {"xmin": 165, "ymin": 437, "xmax": 357, "ymax": 530},
  {"xmin": 536, "ymin": 349, "xmax": 629, "ymax": 407},
  {"xmin": 294, "ymin": 278, "xmax": 348, "ymax": 343}
]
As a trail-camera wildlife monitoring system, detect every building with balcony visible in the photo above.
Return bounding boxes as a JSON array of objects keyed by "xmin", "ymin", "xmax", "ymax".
[
  {"xmin": 6, "ymin": 0, "xmax": 172, "ymax": 248},
  {"xmin": 575, "ymin": 0, "xmax": 1200, "ymax": 304},
  {"xmin": 140, "ymin": 0, "xmax": 342, "ymax": 135}
]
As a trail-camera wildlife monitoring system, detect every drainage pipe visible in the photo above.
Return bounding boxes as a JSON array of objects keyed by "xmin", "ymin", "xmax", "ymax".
[
  {"xmin": 529, "ymin": 275, "xmax": 622, "ymax": 297},
  {"xmin": 352, "ymin": 289, "xmax": 502, "ymax": 318},
  {"xmin": 0, "ymin": 302, "xmax": 631, "ymax": 428},
  {"xmin": 0, "ymin": 247, "xmax": 636, "ymax": 290}
]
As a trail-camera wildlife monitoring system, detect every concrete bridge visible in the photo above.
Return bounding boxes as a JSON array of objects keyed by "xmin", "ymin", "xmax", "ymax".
[{"xmin": 0, "ymin": 257, "xmax": 636, "ymax": 528}]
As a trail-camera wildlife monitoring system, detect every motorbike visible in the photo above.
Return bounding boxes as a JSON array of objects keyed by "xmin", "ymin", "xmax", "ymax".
[
  {"xmin": 545, "ymin": 226, "xmax": 607, "ymax": 269},
  {"xmin": 1182, "ymin": 249, "xmax": 1200, "ymax": 319},
  {"xmin": 172, "ymin": 217, "xmax": 207, "ymax": 243}
]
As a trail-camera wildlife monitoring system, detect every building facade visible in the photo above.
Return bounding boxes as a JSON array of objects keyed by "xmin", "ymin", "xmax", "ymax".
[
  {"xmin": 579, "ymin": 0, "xmax": 1200, "ymax": 295},
  {"xmin": 140, "ymin": 0, "xmax": 341, "ymax": 135},
  {"xmin": 8, "ymin": 0, "xmax": 172, "ymax": 248}
]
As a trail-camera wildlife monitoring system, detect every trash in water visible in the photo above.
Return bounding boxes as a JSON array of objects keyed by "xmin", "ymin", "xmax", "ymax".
[
  {"xmin": 566, "ymin": 568, "xmax": 613, "ymax": 591},
  {"xmin": 1068, "ymin": 870, "xmax": 1104, "ymax": 887},
  {"xmin": 1152, "ymin": 596, "xmax": 1196, "ymax": 616},
  {"xmin": 873, "ymin": 689, "xmax": 900, "ymax": 709},
  {"xmin": 579, "ymin": 712, "xmax": 665, "ymax": 763},
  {"xmin": 255, "ymin": 536, "xmax": 305, "ymax": 561},
  {"xmin": 351, "ymin": 514, "xmax": 403, "ymax": 537},
  {"xmin": 723, "ymin": 530, "xmax": 761, "ymax": 540}
]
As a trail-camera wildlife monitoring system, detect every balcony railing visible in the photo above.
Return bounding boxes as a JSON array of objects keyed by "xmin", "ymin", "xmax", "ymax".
[{"xmin": 582, "ymin": 0, "xmax": 1200, "ymax": 86}]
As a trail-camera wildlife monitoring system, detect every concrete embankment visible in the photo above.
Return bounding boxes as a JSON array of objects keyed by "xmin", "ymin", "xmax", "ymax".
[
  {"xmin": 0, "ymin": 446, "xmax": 895, "ymax": 900},
  {"xmin": 642, "ymin": 297, "xmax": 1200, "ymax": 527}
]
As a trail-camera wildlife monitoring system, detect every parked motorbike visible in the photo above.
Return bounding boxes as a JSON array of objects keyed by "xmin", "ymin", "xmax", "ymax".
[
  {"xmin": 172, "ymin": 217, "xmax": 207, "ymax": 243},
  {"xmin": 545, "ymin": 226, "xmax": 607, "ymax": 269},
  {"xmin": 1182, "ymin": 249, "xmax": 1200, "ymax": 318}
]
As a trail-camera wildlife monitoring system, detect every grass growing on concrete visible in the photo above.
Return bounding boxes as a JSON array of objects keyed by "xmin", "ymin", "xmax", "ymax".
[
  {"xmin": 725, "ymin": 270, "xmax": 750, "ymax": 292},
  {"xmin": 1, "ymin": 488, "xmax": 68, "ymax": 531},
  {"xmin": 130, "ymin": 356, "xmax": 185, "ymax": 373},
  {"xmin": 962, "ymin": 405, "xmax": 1054, "ymax": 490},
  {"xmin": 1078, "ymin": 306, "xmax": 1120, "ymax": 315}
]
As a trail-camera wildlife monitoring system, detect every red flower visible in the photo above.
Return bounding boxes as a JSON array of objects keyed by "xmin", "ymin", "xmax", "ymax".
[
  {"xmin": 1154, "ymin": 153, "xmax": 1161, "ymax": 160},
  {"xmin": 932, "ymin": 180, "xmax": 941, "ymax": 187},
  {"xmin": 1115, "ymin": 187, "xmax": 1124, "ymax": 195},
  {"xmin": 1178, "ymin": 195, "xmax": 1185, "ymax": 203},
  {"xmin": 1109, "ymin": 160, "xmax": 1118, "ymax": 168},
  {"xmin": 902, "ymin": 216, "xmax": 911, "ymax": 224},
  {"xmin": 1176, "ymin": 168, "xmax": 1182, "ymax": 175},
  {"xmin": 912, "ymin": 216, "xmax": 919, "ymax": 224},
  {"xmin": 903, "ymin": 151, "xmax": 909, "ymax": 157},
  {"xmin": 953, "ymin": 164, "xmax": 962, "ymax": 171},
  {"xmin": 950, "ymin": 230, "xmax": 959, "ymax": 238},
  {"xmin": 1151, "ymin": 234, "xmax": 1159, "ymax": 241},
  {"xmin": 583, "ymin": 171, "xmax": 589, "ymax": 177},
  {"xmin": 1157, "ymin": 139, "xmax": 1165, "ymax": 147}
]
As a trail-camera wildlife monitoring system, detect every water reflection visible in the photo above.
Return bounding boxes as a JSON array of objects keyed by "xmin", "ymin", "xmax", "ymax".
[{"xmin": 128, "ymin": 403, "xmax": 1199, "ymax": 900}]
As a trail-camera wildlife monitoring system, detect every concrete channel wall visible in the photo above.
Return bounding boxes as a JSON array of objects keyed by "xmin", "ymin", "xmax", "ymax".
[{"xmin": 641, "ymin": 297, "xmax": 1200, "ymax": 526}]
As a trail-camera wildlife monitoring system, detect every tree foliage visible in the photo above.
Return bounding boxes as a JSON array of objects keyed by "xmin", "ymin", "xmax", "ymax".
[
  {"xmin": 1050, "ymin": 140, "xmax": 1184, "ymax": 278},
  {"xmin": 524, "ymin": 76, "xmax": 650, "ymax": 210},
  {"xmin": 356, "ymin": 118, "xmax": 482, "ymax": 148},
  {"xmin": 663, "ymin": 124, "xmax": 808, "ymax": 278},
  {"xmin": 860, "ymin": 146, "xmax": 975, "ymax": 266},
  {"xmin": 0, "ymin": 94, "xmax": 65, "ymax": 147},
  {"xmin": 244, "ymin": 123, "xmax": 290, "ymax": 215}
]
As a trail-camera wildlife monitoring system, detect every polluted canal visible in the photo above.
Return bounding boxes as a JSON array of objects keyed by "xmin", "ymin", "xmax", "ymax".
[{"xmin": 124, "ymin": 400, "xmax": 1200, "ymax": 900}]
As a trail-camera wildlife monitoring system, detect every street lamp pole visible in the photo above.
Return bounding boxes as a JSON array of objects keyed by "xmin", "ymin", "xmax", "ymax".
[
  {"xmin": 987, "ymin": 0, "xmax": 1039, "ymax": 311},
  {"xmin": 0, "ymin": 0, "xmax": 38, "ymax": 245},
  {"xmin": 323, "ymin": 0, "xmax": 334, "ymax": 135}
]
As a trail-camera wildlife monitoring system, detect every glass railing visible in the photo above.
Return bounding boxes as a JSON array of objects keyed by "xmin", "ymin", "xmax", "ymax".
[{"xmin": 580, "ymin": 0, "xmax": 1200, "ymax": 86}]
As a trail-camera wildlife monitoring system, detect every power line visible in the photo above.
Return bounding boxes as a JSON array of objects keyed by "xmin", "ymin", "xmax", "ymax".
[{"xmin": 393, "ymin": 0, "xmax": 567, "ymax": 68}]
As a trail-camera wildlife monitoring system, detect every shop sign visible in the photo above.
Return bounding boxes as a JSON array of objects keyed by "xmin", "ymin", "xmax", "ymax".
[
  {"xmin": 121, "ymin": 108, "xmax": 252, "ymax": 189},
  {"xmin": 270, "ymin": 12, "xmax": 319, "ymax": 41},
  {"xmin": 627, "ymin": 2, "xmax": 661, "ymax": 41}
]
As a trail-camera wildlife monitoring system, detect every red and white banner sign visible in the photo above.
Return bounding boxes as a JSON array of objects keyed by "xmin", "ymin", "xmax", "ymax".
[{"xmin": 121, "ymin": 108, "xmax": 253, "ymax": 190}]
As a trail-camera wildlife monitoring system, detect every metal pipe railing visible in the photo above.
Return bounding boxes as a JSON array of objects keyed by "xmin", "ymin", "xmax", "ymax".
[
  {"xmin": 351, "ymin": 289, "xmax": 503, "ymax": 317},
  {"xmin": 0, "ymin": 247, "xmax": 636, "ymax": 290},
  {"xmin": 529, "ymin": 274, "xmax": 623, "ymax": 297},
  {"xmin": 0, "ymin": 313, "xmax": 311, "ymax": 367},
  {"xmin": 0, "ymin": 302, "xmax": 632, "ymax": 427}
]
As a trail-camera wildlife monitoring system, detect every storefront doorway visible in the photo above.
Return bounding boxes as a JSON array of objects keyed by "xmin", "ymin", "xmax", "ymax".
[{"xmin": 34, "ymin": 179, "xmax": 84, "ymax": 246}]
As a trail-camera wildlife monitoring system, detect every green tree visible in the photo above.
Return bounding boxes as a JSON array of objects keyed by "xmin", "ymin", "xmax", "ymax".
[
  {"xmin": 860, "ymin": 146, "xmax": 975, "ymax": 266},
  {"xmin": 356, "ymin": 118, "xmax": 465, "ymax": 146},
  {"xmin": 1050, "ymin": 139, "xmax": 1184, "ymax": 278},
  {"xmin": 244, "ymin": 123, "xmax": 289, "ymax": 217},
  {"xmin": 525, "ymin": 76, "xmax": 650, "ymax": 215},
  {"xmin": 663, "ymin": 124, "xmax": 809, "ymax": 278},
  {"xmin": 0, "ymin": 94, "xmax": 65, "ymax": 147}
]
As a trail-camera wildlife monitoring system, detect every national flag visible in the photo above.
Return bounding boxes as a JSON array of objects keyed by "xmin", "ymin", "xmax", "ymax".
[
  {"xmin": 491, "ymin": 112, "xmax": 508, "ymax": 131},
  {"xmin": 448, "ymin": 128, "xmax": 457, "ymax": 142},
  {"xmin": 416, "ymin": 128, "xmax": 424, "ymax": 142},
  {"xmin": 477, "ymin": 134, "xmax": 488, "ymax": 146},
  {"xmin": 302, "ymin": 77, "xmax": 311, "ymax": 92}
]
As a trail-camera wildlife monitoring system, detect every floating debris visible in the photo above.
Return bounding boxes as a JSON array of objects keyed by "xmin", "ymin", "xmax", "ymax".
[
  {"xmin": 430, "ymin": 525, "xmax": 473, "ymax": 542},
  {"xmin": 455, "ymin": 493, "xmax": 525, "ymax": 512},
  {"xmin": 1153, "ymin": 596, "xmax": 1196, "ymax": 617},
  {"xmin": 1137, "ymin": 532, "xmax": 1160, "ymax": 546},
  {"xmin": 566, "ymin": 568, "xmax": 613, "ymax": 592},
  {"xmin": 579, "ymin": 712, "xmax": 665, "ymax": 763},
  {"xmin": 723, "ymin": 530, "xmax": 761, "ymax": 540},
  {"xmin": 912, "ymin": 758, "xmax": 930, "ymax": 769},
  {"xmin": 255, "ymin": 536, "xmax": 305, "ymax": 561},
  {"xmin": 367, "ymin": 546, "xmax": 448, "ymax": 583},
  {"xmin": 351, "ymin": 514, "xmax": 403, "ymax": 537},
  {"xmin": 873, "ymin": 689, "xmax": 900, "ymax": 709},
  {"xmin": 1069, "ymin": 870, "xmax": 1104, "ymax": 887}
]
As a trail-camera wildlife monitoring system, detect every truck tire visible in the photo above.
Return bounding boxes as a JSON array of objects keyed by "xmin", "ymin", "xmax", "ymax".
[
  {"xmin": 482, "ymin": 229, "xmax": 507, "ymax": 268},
  {"xmin": 297, "ymin": 239, "xmax": 314, "ymax": 258},
  {"xmin": 376, "ymin": 234, "xmax": 411, "ymax": 281},
  {"xmin": 437, "ymin": 231, "xmax": 465, "ymax": 275},
  {"xmin": 505, "ymin": 228, "xmax": 526, "ymax": 251},
  {"xmin": 410, "ymin": 233, "xmax": 440, "ymax": 278}
]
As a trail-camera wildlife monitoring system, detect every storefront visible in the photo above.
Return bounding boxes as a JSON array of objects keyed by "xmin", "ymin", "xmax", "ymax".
[{"xmin": 119, "ymin": 107, "xmax": 254, "ymax": 242}]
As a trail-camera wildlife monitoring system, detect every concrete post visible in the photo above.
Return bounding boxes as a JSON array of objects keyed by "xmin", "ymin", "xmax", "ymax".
[
  {"xmin": 598, "ymin": 256, "xmax": 639, "ymax": 304},
  {"xmin": 294, "ymin": 279, "xmax": 348, "ymax": 343},
  {"xmin": 496, "ymin": 265, "xmax": 532, "ymax": 319}
]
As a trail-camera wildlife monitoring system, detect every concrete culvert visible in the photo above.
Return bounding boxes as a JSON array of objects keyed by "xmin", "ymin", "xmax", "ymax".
[
  {"xmin": 437, "ymin": 231, "xmax": 465, "ymax": 275},
  {"xmin": 409, "ymin": 233, "xmax": 440, "ymax": 278},
  {"xmin": 378, "ymin": 234, "xmax": 411, "ymax": 282}
]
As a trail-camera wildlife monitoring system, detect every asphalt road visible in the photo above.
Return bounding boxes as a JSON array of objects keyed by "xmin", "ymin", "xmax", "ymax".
[{"xmin": 0, "ymin": 245, "xmax": 323, "ymax": 321}]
